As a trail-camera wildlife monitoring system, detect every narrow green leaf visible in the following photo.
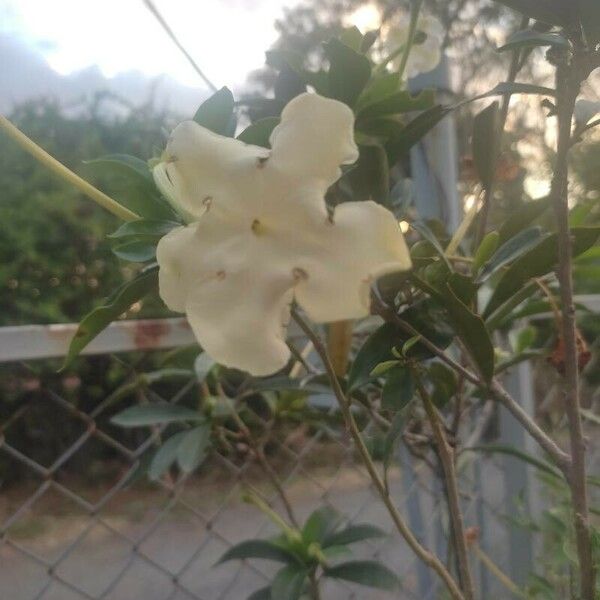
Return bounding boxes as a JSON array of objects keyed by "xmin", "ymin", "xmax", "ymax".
[
  {"xmin": 484, "ymin": 227, "xmax": 600, "ymax": 318},
  {"xmin": 218, "ymin": 539, "xmax": 298, "ymax": 565},
  {"xmin": 473, "ymin": 232, "xmax": 500, "ymax": 273},
  {"xmin": 193, "ymin": 87, "xmax": 235, "ymax": 136},
  {"xmin": 112, "ymin": 240, "xmax": 157, "ymax": 263},
  {"xmin": 386, "ymin": 105, "xmax": 450, "ymax": 164},
  {"xmin": 148, "ymin": 431, "xmax": 187, "ymax": 480},
  {"xmin": 383, "ymin": 409, "xmax": 406, "ymax": 469},
  {"xmin": 465, "ymin": 445, "xmax": 562, "ymax": 479},
  {"xmin": 339, "ymin": 26, "xmax": 363, "ymax": 52},
  {"xmin": 473, "ymin": 101, "xmax": 499, "ymax": 189},
  {"xmin": 194, "ymin": 353, "xmax": 215, "ymax": 383},
  {"xmin": 324, "ymin": 38, "xmax": 371, "ymax": 107},
  {"xmin": 237, "ymin": 117, "xmax": 280, "ymax": 148},
  {"xmin": 111, "ymin": 403, "xmax": 205, "ymax": 427},
  {"xmin": 579, "ymin": 0, "xmax": 600, "ymax": 47},
  {"xmin": 477, "ymin": 226, "xmax": 547, "ymax": 283},
  {"xmin": 498, "ymin": 196, "xmax": 551, "ymax": 243},
  {"xmin": 176, "ymin": 424, "xmax": 211, "ymax": 473},
  {"xmin": 325, "ymin": 560, "xmax": 400, "ymax": 590},
  {"xmin": 108, "ymin": 219, "xmax": 179, "ymax": 240},
  {"xmin": 346, "ymin": 143, "xmax": 390, "ymax": 205},
  {"xmin": 356, "ymin": 72, "xmax": 401, "ymax": 112},
  {"xmin": 492, "ymin": 0, "xmax": 572, "ymax": 27},
  {"xmin": 302, "ymin": 506, "xmax": 343, "ymax": 545},
  {"xmin": 85, "ymin": 154, "xmax": 174, "ymax": 220},
  {"xmin": 497, "ymin": 30, "xmax": 569, "ymax": 52},
  {"xmin": 271, "ymin": 565, "xmax": 308, "ymax": 600},
  {"xmin": 246, "ymin": 588, "xmax": 271, "ymax": 600},
  {"xmin": 62, "ymin": 267, "xmax": 158, "ymax": 369},
  {"xmin": 430, "ymin": 362, "xmax": 458, "ymax": 407},
  {"xmin": 358, "ymin": 89, "xmax": 436, "ymax": 119},
  {"xmin": 324, "ymin": 524, "xmax": 386, "ymax": 548},
  {"xmin": 382, "ymin": 366, "xmax": 415, "ymax": 411}
]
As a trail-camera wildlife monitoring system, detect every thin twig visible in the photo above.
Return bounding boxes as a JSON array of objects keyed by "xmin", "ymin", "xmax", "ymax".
[
  {"xmin": 414, "ymin": 372, "xmax": 475, "ymax": 600},
  {"xmin": 372, "ymin": 299, "xmax": 571, "ymax": 470},
  {"xmin": 550, "ymin": 58, "xmax": 596, "ymax": 600},
  {"xmin": 143, "ymin": 0, "xmax": 218, "ymax": 92},
  {"xmin": 292, "ymin": 308, "xmax": 466, "ymax": 600},
  {"xmin": 225, "ymin": 397, "xmax": 299, "ymax": 528}
]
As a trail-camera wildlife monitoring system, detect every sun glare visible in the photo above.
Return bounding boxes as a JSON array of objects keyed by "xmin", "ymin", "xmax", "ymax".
[{"xmin": 345, "ymin": 3, "xmax": 382, "ymax": 32}]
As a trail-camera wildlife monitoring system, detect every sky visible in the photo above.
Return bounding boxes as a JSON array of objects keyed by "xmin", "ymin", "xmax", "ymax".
[{"xmin": 0, "ymin": 0, "xmax": 307, "ymax": 91}]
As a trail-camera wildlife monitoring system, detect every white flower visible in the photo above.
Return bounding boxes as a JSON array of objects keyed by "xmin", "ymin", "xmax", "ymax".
[
  {"xmin": 383, "ymin": 13, "xmax": 444, "ymax": 77},
  {"xmin": 153, "ymin": 93, "xmax": 411, "ymax": 376}
]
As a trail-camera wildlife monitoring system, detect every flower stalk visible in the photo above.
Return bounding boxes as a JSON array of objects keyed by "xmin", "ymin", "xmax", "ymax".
[{"xmin": 0, "ymin": 114, "xmax": 139, "ymax": 222}]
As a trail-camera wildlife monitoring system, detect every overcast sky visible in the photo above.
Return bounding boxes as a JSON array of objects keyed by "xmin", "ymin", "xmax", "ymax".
[{"xmin": 0, "ymin": 0, "xmax": 306, "ymax": 91}]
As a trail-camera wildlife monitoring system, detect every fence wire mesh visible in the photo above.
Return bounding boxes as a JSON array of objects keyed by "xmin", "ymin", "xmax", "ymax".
[{"xmin": 0, "ymin": 332, "xmax": 597, "ymax": 600}]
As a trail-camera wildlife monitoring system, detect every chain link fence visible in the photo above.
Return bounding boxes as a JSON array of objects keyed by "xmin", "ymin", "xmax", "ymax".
[{"xmin": 0, "ymin": 318, "xmax": 597, "ymax": 600}]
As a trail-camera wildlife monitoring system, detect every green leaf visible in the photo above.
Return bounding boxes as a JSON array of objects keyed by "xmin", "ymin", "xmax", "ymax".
[
  {"xmin": 237, "ymin": 117, "xmax": 280, "ymax": 148},
  {"xmin": 194, "ymin": 353, "xmax": 215, "ymax": 383},
  {"xmin": 579, "ymin": 0, "xmax": 600, "ymax": 47},
  {"xmin": 356, "ymin": 73, "xmax": 401, "ymax": 112},
  {"xmin": 302, "ymin": 506, "xmax": 343, "ymax": 545},
  {"xmin": 370, "ymin": 360, "xmax": 401, "ymax": 376},
  {"xmin": 193, "ymin": 87, "xmax": 235, "ymax": 136},
  {"xmin": 323, "ymin": 524, "xmax": 386, "ymax": 548},
  {"xmin": 358, "ymin": 89, "xmax": 436, "ymax": 119},
  {"xmin": 246, "ymin": 588, "xmax": 271, "ymax": 600},
  {"xmin": 415, "ymin": 272, "xmax": 495, "ymax": 382},
  {"xmin": 429, "ymin": 362, "xmax": 458, "ymax": 407},
  {"xmin": 324, "ymin": 38, "xmax": 371, "ymax": 107},
  {"xmin": 497, "ymin": 30, "xmax": 569, "ymax": 52},
  {"xmin": 85, "ymin": 154, "xmax": 174, "ymax": 220},
  {"xmin": 473, "ymin": 231, "xmax": 500, "ymax": 273},
  {"xmin": 177, "ymin": 424, "xmax": 211, "ymax": 473},
  {"xmin": 484, "ymin": 227, "xmax": 600, "ymax": 318},
  {"xmin": 383, "ymin": 410, "xmax": 406, "ymax": 470},
  {"xmin": 111, "ymin": 403, "xmax": 205, "ymax": 427},
  {"xmin": 62, "ymin": 267, "xmax": 158, "ymax": 369},
  {"xmin": 112, "ymin": 240, "xmax": 157, "ymax": 263},
  {"xmin": 473, "ymin": 101, "xmax": 499, "ymax": 189},
  {"xmin": 345, "ymin": 143, "xmax": 390, "ymax": 205},
  {"xmin": 270, "ymin": 565, "xmax": 308, "ymax": 600},
  {"xmin": 339, "ymin": 26, "xmax": 364, "ymax": 52},
  {"xmin": 360, "ymin": 30, "xmax": 379, "ymax": 52},
  {"xmin": 148, "ymin": 431, "xmax": 187, "ymax": 480},
  {"xmin": 218, "ymin": 539, "xmax": 299, "ymax": 565},
  {"xmin": 478, "ymin": 81, "xmax": 556, "ymax": 101},
  {"xmin": 325, "ymin": 560, "xmax": 400, "ymax": 590},
  {"xmin": 492, "ymin": 0, "xmax": 572, "ymax": 27},
  {"xmin": 382, "ymin": 366, "xmax": 415, "ymax": 411},
  {"xmin": 465, "ymin": 445, "xmax": 562, "ymax": 480},
  {"xmin": 108, "ymin": 219, "xmax": 179, "ymax": 240},
  {"xmin": 477, "ymin": 226, "xmax": 546, "ymax": 283},
  {"xmin": 498, "ymin": 196, "xmax": 551, "ymax": 243},
  {"xmin": 386, "ymin": 105, "xmax": 450, "ymax": 164}
]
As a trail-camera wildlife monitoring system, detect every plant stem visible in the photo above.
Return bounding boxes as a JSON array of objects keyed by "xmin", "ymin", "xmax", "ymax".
[
  {"xmin": 414, "ymin": 372, "xmax": 475, "ymax": 600},
  {"xmin": 142, "ymin": 0, "xmax": 218, "ymax": 92},
  {"xmin": 292, "ymin": 309, "xmax": 466, "ymax": 600},
  {"xmin": 472, "ymin": 544, "xmax": 527, "ymax": 599},
  {"xmin": 373, "ymin": 300, "xmax": 571, "ymax": 470},
  {"xmin": 474, "ymin": 15, "xmax": 528, "ymax": 248},
  {"xmin": 309, "ymin": 571, "xmax": 322, "ymax": 600},
  {"xmin": 0, "ymin": 115, "xmax": 139, "ymax": 222},
  {"xmin": 551, "ymin": 60, "xmax": 596, "ymax": 600},
  {"xmin": 396, "ymin": 0, "xmax": 424, "ymax": 82},
  {"xmin": 225, "ymin": 398, "xmax": 300, "ymax": 528}
]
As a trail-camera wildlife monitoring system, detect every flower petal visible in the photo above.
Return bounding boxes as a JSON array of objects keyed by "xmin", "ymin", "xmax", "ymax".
[
  {"xmin": 156, "ymin": 219, "xmax": 296, "ymax": 376},
  {"xmin": 269, "ymin": 93, "xmax": 359, "ymax": 187},
  {"xmin": 155, "ymin": 121, "xmax": 269, "ymax": 221},
  {"xmin": 295, "ymin": 201, "xmax": 411, "ymax": 322}
]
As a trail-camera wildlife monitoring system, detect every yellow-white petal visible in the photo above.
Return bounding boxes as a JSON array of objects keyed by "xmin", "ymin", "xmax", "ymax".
[
  {"xmin": 269, "ymin": 93, "xmax": 359, "ymax": 187},
  {"xmin": 294, "ymin": 201, "xmax": 412, "ymax": 322},
  {"xmin": 156, "ymin": 120, "xmax": 269, "ymax": 221}
]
